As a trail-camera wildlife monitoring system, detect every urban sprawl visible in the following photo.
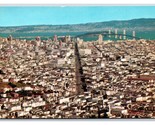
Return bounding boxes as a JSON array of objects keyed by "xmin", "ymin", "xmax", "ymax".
[{"xmin": 0, "ymin": 32, "xmax": 155, "ymax": 118}]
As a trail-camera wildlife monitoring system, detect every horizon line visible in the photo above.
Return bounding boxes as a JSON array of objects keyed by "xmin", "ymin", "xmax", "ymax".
[{"xmin": 0, "ymin": 17, "xmax": 155, "ymax": 27}]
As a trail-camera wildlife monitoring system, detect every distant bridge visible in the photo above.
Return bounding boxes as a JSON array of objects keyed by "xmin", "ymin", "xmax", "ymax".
[{"xmin": 75, "ymin": 31, "xmax": 141, "ymax": 40}]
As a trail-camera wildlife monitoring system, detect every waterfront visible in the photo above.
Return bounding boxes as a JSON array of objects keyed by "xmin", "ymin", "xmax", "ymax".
[{"xmin": 1, "ymin": 30, "xmax": 155, "ymax": 41}]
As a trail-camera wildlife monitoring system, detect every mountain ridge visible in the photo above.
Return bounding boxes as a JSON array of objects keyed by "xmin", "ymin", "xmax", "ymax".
[{"xmin": 0, "ymin": 18, "xmax": 155, "ymax": 33}]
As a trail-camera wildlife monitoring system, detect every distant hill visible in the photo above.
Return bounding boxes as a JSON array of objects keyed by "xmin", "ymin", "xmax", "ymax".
[{"xmin": 0, "ymin": 18, "xmax": 155, "ymax": 33}]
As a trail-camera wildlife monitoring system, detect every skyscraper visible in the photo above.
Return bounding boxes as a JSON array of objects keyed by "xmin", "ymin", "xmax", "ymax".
[
  {"xmin": 119, "ymin": 35, "xmax": 122, "ymax": 39},
  {"xmin": 7, "ymin": 35, "xmax": 13, "ymax": 44},
  {"xmin": 98, "ymin": 34, "xmax": 103, "ymax": 44},
  {"xmin": 35, "ymin": 36, "xmax": 41, "ymax": 47},
  {"xmin": 53, "ymin": 35, "xmax": 58, "ymax": 42}
]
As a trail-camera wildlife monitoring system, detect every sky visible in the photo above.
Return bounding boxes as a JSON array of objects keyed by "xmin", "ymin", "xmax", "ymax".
[{"xmin": 0, "ymin": 6, "xmax": 155, "ymax": 26}]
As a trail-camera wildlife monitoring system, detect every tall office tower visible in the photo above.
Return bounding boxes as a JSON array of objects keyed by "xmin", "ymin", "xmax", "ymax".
[
  {"xmin": 119, "ymin": 35, "xmax": 122, "ymax": 39},
  {"xmin": 66, "ymin": 36, "xmax": 70, "ymax": 43},
  {"xmin": 68, "ymin": 35, "xmax": 71, "ymax": 42},
  {"xmin": 108, "ymin": 29, "xmax": 111, "ymax": 37},
  {"xmin": 133, "ymin": 31, "xmax": 136, "ymax": 40},
  {"xmin": 7, "ymin": 35, "xmax": 13, "ymax": 44},
  {"xmin": 7, "ymin": 35, "xmax": 13, "ymax": 41},
  {"xmin": 53, "ymin": 35, "xmax": 58, "ymax": 42},
  {"xmin": 35, "ymin": 36, "xmax": 41, "ymax": 47},
  {"xmin": 64, "ymin": 35, "xmax": 71, "ymax": 43},
  {"xmin": 35, "ymin": 36, "xmax": 41, "ymax": 41},
  {"xmin": 79, "ymin": 39, "xmax": 84, "ymax": 47},
  {"xmin": 98, "ymin": 34, "xmax": 103, "ymax": 44},
  {"xmin": 123, "ymin": 29, "xmax": 126, "ymax": 39},
  {"xmin": 115, "ymin": 29, "xmax": 118, "ymax": 39},
  {"xmin": 65, "ymin": 36, "xmax": 68, "ymax": 43},
  {"xmin": 77, "ymin": 37, "xmax": 80, "ymax": 41}
]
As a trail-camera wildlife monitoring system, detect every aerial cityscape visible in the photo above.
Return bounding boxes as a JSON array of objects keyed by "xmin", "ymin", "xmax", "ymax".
[{"xmin": 0, "ymin": 6, "xmax": 155, "ymax": 118}]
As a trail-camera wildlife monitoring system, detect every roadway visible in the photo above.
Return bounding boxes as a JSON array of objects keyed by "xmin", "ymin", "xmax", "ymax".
[{"xmin": 74, "ymin": 41, "xmax": 87, "ymax": 94}]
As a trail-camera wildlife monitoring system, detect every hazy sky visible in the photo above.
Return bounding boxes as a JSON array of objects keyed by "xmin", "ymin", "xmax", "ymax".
[{"xmin": 0, "ymin": 6, "xmax": 155, "ymax": 26}]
